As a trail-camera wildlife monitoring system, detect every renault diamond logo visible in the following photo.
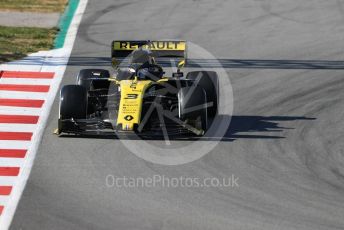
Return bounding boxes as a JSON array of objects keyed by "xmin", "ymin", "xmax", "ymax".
[{"xmin": 124, "ymin": 115, "xmax": 134, "ymax": 121}]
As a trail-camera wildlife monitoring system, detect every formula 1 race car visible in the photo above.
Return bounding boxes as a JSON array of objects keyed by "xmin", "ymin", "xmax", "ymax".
[{"xmin": 56, "ymin": 40, "xmax": 219, "ymax": 136}]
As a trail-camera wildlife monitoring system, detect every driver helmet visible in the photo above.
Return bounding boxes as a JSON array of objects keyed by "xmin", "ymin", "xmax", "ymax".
[
  {"xmin": 130, "ymin": 49, "xmax": 153, "ymax": 64},
  {"xmin": 137, "ymin": 64, "xmax": 164, "ymax": 80}
]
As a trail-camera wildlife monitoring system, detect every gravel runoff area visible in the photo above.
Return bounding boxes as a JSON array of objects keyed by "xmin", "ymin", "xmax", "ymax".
[{"xmin": 0, "ymin": 11, "xmax": 60, "ymax": 28}]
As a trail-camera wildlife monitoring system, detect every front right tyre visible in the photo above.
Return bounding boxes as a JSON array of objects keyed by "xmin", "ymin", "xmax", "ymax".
[{"xmin": 58, "ymin": 85, "xmax": 88, "ymax": 133}]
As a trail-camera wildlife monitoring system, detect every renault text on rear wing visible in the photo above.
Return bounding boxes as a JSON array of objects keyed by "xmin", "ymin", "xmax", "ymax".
[{"xmin": 111, "ymin": 40, "xmax": 187, "ymax": 60}]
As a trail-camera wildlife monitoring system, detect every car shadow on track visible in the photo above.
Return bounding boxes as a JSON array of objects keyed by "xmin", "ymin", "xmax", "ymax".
[
  {"xmin": 58, "ymin": 115, "xmax": 315, "ymax": 142},
  {"xmin": 221, "ymin": 115, "xmax": 315, "ymax": 141}
]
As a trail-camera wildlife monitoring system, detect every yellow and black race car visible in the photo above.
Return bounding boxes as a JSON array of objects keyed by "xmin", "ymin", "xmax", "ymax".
[{"xmin": 56, "ymin": 40, "xmax": 219, "ymax": 136}]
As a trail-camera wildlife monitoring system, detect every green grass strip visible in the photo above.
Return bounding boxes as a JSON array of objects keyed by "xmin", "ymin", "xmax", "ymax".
[
  {"xmin": 0, "ymin": 26, "xmax": 57, "ymax": 63},
  {"xmin": 54, "ymin": 0, "xmax": 80, "ymax": 48}
]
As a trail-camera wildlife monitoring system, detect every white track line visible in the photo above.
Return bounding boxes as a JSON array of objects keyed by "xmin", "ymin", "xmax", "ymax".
[
  {"xmin": 0, "ymin": 91, "xmax": 48, "ymax": 100},
  {"xmin": 0, "ymin": 79, "xmax": 52, "ymax": 85},
  {"xmin": 0, "ymin": 124, "xmax": 37, "ymax": 133},
  {"xmin": 0, "ymin": 107, "xmax": 41, "ymax": 116}
]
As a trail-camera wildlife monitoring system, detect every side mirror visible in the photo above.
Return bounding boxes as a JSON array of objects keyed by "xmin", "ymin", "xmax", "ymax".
[
  {"xmin": 177, "ymin": 60, "xmax": 185, "ymax": 69},
  {"xmin": 174, "ymin": 60, "xmax": 185, "ymax": 78},
  {"xmin": 172, "ymin": 72, "xmax": 183, "ymax": 78}
]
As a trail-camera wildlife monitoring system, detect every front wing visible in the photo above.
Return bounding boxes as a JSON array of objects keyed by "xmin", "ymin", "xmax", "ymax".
[{"xmin": 57, "ymin": 118, "xmax": 203, "ymax": 137}]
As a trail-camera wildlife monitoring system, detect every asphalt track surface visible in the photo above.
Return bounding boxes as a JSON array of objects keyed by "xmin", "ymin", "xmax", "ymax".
[{"xmin": 10, "ymin": 0, "xmax": 344, "ymax": 229}]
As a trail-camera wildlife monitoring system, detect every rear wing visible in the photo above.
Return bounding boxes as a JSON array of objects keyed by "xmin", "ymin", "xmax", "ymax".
[{"xmin": 111, "ymin": 40, "xmax": 187, "ymax": 61}]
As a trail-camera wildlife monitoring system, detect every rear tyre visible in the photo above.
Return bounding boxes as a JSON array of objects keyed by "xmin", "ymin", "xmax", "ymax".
[
  {"xmin": 186, "ymin": 71, "xmax": 219, "ymax": 117},
  {"xmin": 77, "ymin": 69, "xmax": 110, "ymax": 90}
]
